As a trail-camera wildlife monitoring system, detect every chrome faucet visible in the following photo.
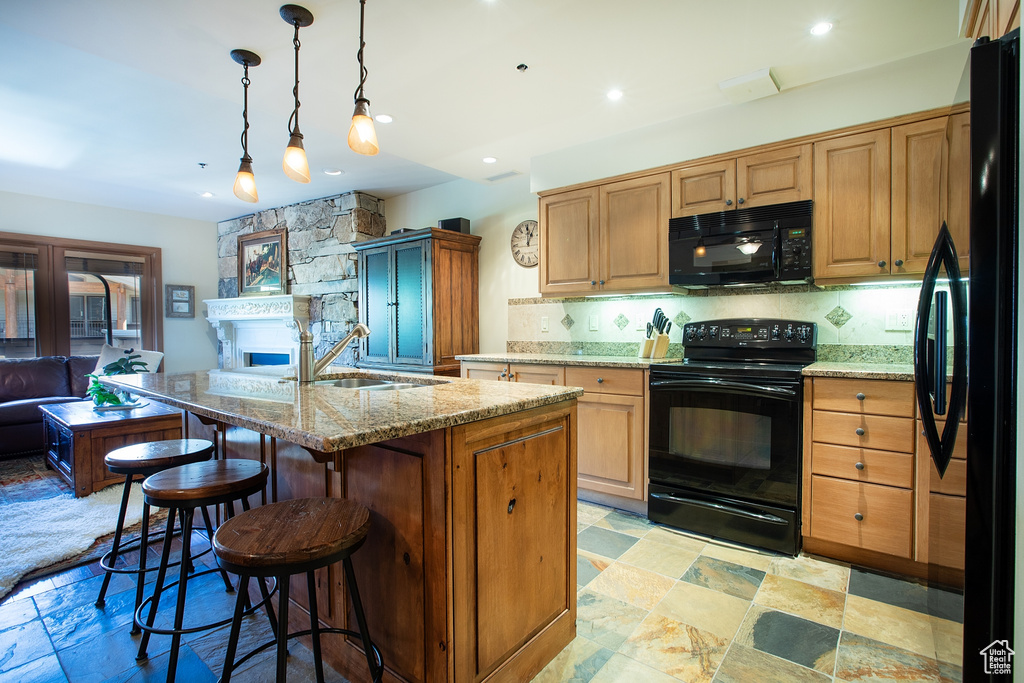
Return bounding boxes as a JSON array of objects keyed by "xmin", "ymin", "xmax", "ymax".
[{"xmin": 293, "ymin": 320, "xmax": 371, "ymax": 383}]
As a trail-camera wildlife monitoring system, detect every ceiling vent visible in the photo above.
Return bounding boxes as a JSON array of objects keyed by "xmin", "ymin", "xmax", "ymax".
[
  {"xmin": 485, "ymin": 170, "xmax": 522, "ymax": 183},
  {"xmin": 718, "ymin": 67, "xmax": 780, "ymax": 104}
]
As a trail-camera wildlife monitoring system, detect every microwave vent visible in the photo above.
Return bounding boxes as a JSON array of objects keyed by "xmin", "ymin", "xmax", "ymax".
[{"xmin": 669, "ymin": 200, "xmax": 813, "ymax": 233}]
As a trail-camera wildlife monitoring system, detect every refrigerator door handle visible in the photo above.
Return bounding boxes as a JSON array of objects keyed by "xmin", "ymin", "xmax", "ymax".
[{"xmin": 913, "ymin": 221, "xmax": 969, "ymax": 477}]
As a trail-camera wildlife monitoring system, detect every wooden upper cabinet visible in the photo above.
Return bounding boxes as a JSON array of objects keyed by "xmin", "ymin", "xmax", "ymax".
[
  {"xmin": 599, "ymin": 174, "xmax": 671, "ymax": 292},
  {"xmin": 946, "ymin": 112, "xmax": 972, "ymax": 273},
  {"xmin": 892, "ymin": 118, "xmax": 947, "ymax": 274},
  {"xmin": 736, "ymin": 144, "xmax": 813, "ymax": 209},
  {"xmin": 671, "ymin": 144, "xmax": 811, "ymax": 218},
  {"xmin": 813, "ymin": 130, "xmax": 891, "ymax": 280},
  {"xmin": 539, "ymin": 187, "xmax": 600, "ymax": 296},
  {"xmin": 671, "ymin": 160, "xmax": 735, "ymax": 217}
]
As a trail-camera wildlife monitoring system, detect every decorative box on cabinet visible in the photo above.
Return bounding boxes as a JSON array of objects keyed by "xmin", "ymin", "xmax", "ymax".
[{"xmin": 355, "ymin": 228, "xmax": 480, "ymax": 376}]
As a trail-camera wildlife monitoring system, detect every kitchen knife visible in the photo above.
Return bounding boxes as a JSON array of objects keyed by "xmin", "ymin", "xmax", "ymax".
[
  {"xmin": 646, "ymin": 322, "xmax": 653, "ymax": 339},
  {"xmin": 664, "ymin": 321, "xmax": 671, "ymax": 335}
]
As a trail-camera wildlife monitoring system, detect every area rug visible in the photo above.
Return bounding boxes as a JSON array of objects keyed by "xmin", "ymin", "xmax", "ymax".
[{"xmin": 0, "ymin": 479, "xmax": 148, "ymax": 599}]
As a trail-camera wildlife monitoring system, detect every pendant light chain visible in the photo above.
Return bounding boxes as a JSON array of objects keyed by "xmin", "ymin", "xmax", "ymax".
[
  {"xmin": 354, "ymin": 0, "xmax": 368, "ymax": 102},
  {"xmin": 289, "ymin": 22, "xmax": 301, "ymax": 135},
  {"xmin": 240, "ymin": 63, "xmax": 252, "ymax": 162}
]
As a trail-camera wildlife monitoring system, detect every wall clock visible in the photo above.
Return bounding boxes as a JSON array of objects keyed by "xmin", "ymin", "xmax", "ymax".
[{"xmin": 510, "ymin": 219, "xmax": 539, "ymax": 267}]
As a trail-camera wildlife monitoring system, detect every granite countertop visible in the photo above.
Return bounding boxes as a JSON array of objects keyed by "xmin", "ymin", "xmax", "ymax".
[
  {"xmin": 102, "ymin": 368, "xmax": 583, "ymax": 453},
  {"xmin": 802, "ymin": 361, "xmax": 917, "ymax": 381},
  {"xmin": 456, "ymin": 352, "xmax": 682, "ymax": 369}
]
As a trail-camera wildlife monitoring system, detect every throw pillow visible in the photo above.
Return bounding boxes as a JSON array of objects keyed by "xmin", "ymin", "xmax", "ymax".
[{"xmin": 93, "ymin": 344, "xmax": 164, "ymax": 375}]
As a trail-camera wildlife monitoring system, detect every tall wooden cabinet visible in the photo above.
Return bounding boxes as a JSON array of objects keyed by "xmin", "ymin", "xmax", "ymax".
[{"xmin": 355, "ymin": 228, "xmax": 480, "ymax": 376}]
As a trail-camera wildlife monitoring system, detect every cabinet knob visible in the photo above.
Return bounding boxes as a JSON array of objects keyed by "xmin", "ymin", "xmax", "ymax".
[
  {"xmin": 877, "ymin": 260, "xmax": 887, "ymax": 268},
  {"xmin": 597, "ymin": 377, "xmax": 604, "ymax": 383},
  {"xmin": 855, "ymin": 427, "xmax": 865, "ymax": 436},
  {"xmin": 854, "ymin": 512, "xmax": 864, "ymax": 521},
  {"xmin": 499, "ymin": 370, "xmax": 507, "ymax": 379},
  {"xmin": 725, "ymin": 199, "xmax": 733, "ymax": 206},
  {"xmin": 856, "ymin": 393, "xmax": 865, "ymax": 401},
  {"xmin": 590, "ymin": 280, "xmax": 596, "ymax": 286},
  {"xmin": 737, "ymin": 197, "xmax": 745, "ymax": 205},
  {"xmin": 855, "ymin": 462, "xmax": 865, "ymax": 470},
  {"xmin": 894, "ymin": 259, "xmax": 904, "ymax": 268},
  {"xmin": 599, "ymin": 280, "xmax": 605, "ymax": 285}
]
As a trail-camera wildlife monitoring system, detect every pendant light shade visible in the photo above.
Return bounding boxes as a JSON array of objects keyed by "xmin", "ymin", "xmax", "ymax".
[
  {"xmin": 281, "ymin": 5, "xmax": 314, "ymax": 183},
  {"xmin": 349, "ymin": 0, "xmax": 379, "ymax": 156},
  {"xmin": 348, "ymin": 98, "xmax": 379, "ymax": 156},
  {"xmin": 230, "ymin": 49, "xmax": 261, "ymax": 203}
]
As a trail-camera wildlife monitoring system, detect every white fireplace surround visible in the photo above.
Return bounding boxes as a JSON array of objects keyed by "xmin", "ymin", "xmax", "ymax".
[{"xmin": 204, "ymin": 295, "xmax": 310, "ymax": 370}]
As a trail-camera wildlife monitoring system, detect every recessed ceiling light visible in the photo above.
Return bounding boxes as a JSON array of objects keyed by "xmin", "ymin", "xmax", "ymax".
[
  {"xmin": 374, "ymin": 114, "xmax": 393, "ymax": 124},
  {"xmin": 607, "ymin": 89, "xmax": 624, "ymax": 101},
  {"xmin": 810, "ymin": 21, "xmax": 833, "ymax": 36},
  {"xmin": 197, "ymin": 191, "xmax": 214, "ymax": 198},
  {"xmin": 482, "ymin": 157, "xmax": 497, "ymax": 164},
  {"xmin": 322, "ymin": 168, "xmax": 344, "ymax": 176}
]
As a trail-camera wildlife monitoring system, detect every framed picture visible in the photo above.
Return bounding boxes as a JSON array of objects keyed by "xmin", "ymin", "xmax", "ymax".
[
  {"xmin": 238, "ymin": 229, "xmax": 288, "ymax": 296},
  {"xmin": 164, "ymin": 285, "xmax": 195, "ymax": 318}
]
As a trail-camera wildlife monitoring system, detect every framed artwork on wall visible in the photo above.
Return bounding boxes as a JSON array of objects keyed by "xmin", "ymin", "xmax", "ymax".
[
  {"xmin": 238, "ymin": 229, "xmax": 287, "ymax": 296},
  {"xmin": 164, "ymin": 284, "xmax": 195, "ymax": 318}
]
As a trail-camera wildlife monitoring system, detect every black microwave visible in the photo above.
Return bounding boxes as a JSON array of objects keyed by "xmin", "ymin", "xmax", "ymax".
[{"xmin": 668, "ymin": 200, "xmax": 813, "ymax": 286}]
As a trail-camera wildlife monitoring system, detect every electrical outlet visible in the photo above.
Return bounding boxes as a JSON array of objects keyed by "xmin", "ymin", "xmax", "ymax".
[
  {"xmin": 635, "ymin": 307, "xmax": 647, "ymax": 331},
  {"xmin": 589, "ymin": 315, "xmax": 599, "ymax": 331},
  {"xmin": 540, "ymin": 316, "xmax": 549, "ymax": 333},
  {"xmin": 885, "ymin": 309, "xmax": 914, "ymax": 331}
]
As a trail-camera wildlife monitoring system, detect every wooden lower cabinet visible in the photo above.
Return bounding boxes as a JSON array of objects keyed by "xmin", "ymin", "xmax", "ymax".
[
  {"xmin": 461, "ymin": 360, "xmax": 510, "ymax": 381},
  {"xmin": 187, "ymin": 399, "xmax": 577, "ymax": 683},
  {"xmin": 575, "ymin": 392, "xmax": 645, "ymax": 499},
  {"xmin": 510, "ymin": 363, "xmax": 565, "ymax": 385},
  {"xmin": 809, "ymin": 475, "xmax": 913, "ymax": 558}
]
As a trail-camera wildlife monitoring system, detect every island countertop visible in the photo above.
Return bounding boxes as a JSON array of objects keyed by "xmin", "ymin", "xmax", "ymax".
[{"xmin": 103, "ymin": 368, "xmax": 583, "ymax": 453}]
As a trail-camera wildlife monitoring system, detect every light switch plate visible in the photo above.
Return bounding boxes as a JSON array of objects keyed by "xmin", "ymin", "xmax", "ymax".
[
  {"xmin": 540, "ymin": 316, "xmax": 549, "ymax": 332},
  {"xmin": 589, "ymin": 315, "xmax": 599, "ymax": 331}
]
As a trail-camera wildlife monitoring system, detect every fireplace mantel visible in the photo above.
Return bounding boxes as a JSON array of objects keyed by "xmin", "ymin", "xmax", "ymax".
[{"xmin": 204, "ymin": 295, "xmax": 310, "ymax": 369}]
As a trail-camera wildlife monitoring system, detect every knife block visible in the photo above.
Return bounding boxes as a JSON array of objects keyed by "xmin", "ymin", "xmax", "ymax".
[
  {"xmin": 638, "ymin": 337, "xmax": 655, "ymax": 358},
  {"xmin": 650, "ymin": 333, "xmax": 670, "ymax": 359}
]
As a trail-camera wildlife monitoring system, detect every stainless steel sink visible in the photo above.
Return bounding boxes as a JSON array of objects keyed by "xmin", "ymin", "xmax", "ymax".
[{"xmin": 316, "ymin": 378, "xmax": 420, "ymax": 391}]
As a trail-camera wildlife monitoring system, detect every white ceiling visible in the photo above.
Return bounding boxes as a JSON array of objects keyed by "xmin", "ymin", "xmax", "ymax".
[{"xmin": 0, "ymin": 0, "xmax": 964, "ymax": 223}]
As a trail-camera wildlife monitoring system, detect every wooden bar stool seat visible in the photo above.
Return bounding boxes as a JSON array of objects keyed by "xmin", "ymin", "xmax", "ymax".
[
  {"xmin": 136, "ymin": 459, "xmax": 274, "ymax": 682},
  {"xmin": 214, "ymin": 497, "xmax": 383, "ymax": 683},
  {"xmin": 95, "ymin": 438, "xmax": 215, "ymax": 627}
]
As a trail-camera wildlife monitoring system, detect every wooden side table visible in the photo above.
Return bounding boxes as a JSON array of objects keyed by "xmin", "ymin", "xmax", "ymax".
[{"xmin": 40, "ymin": 401, "xmax": 183, "ymax": 497}]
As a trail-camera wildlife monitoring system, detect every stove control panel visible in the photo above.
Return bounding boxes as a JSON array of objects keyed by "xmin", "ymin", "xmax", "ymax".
[{"xmin": 683, "ymin": 319, "xmax": 817, "ymax": 348}]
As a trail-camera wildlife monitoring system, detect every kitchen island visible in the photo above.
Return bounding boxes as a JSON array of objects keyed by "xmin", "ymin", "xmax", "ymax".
[{"xmin": 103, "ymin": 368, "xmax": 581, "ymax": 683}]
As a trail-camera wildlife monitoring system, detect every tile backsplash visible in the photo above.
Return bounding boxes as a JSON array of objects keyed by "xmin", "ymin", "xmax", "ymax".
[{"xmin": 507, "ymin": 283, "xmax": 954, "ymax": 363}]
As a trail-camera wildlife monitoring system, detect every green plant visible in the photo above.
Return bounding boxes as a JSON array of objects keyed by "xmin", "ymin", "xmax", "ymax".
[
  {"xmin": 86, "ymin": 373, "xmax": 127, "ymax": 406},
  {"xmin": 88, "ymin": 348, "xmax": 150, "ymax": 405},
  {"xmin": 102, "ymin": 348, "xmax": 149, "ymax": 375}
]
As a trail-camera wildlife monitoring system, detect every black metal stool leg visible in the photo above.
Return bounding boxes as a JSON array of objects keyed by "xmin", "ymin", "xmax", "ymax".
[
  {"xmin": 343, "ymin": 557, "xmax": 381, "ymax": 682},
  {"xmin": 220, "ymin": 574, "xmax": 250, "ymax": 683},
  {"xmin": 276, "ymin": 575, "xmax": 291, "ymax": 683},
  {"xmin": 96, "ymin": 474, "xmax": 133, "ymax": 607},
  {"xmin": 130, "ymin": 501, "xmax": 151, "ymax": 635},
  {"xmin": 179, "ymin": 508, "xmax": 194, "ymax": 574},
  {"xmin": 166, "ymin": 507, "xmax": 195, "ymax": 682},
  {"xmin": 199, "ymin": 505, "xmax": 234, "ymax": 592},
  {"xmin": 306, "ymin": 570, "xmax": 326, "ymax": 683},
  {"xmin": 138, "ymin": 507, "xmax": 177, "ymax": 660}
]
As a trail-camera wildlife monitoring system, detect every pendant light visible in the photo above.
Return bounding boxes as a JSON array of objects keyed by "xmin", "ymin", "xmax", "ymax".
[
  {"xmin": 348, "ymin": 0, "xmax": 379, "ymax": 156},
  {"xmin": 230, "ymin": 49, "xmax": 261, "ymax": 203},
  {"xmin": 281, "ymin": 5, "xmax": 314, "ymax": 183}
]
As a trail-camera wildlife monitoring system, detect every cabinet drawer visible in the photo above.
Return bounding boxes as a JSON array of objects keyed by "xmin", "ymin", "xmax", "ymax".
[
  {"xmin": 812, "ymin": 410, "xmax": 915, "ymax": 453},
  {"xmin": 811, "ymin": 442, "xmax": 913, "ymax": 488},
  {"xmin": 928, "ymin": 493, "xmax": 966, "ymax": 569},
  {"xmin": 812, "ymin": 378, "xmax": 915, "ymax": 417},
  {"xmin": 809, "ymin": 475, "xmax": 912, "ymax": 558},
  {"xmin": 564, "ymin": 367, "xmax": 643, "ymax": 396},
  {"xmin": 461, "ymin": 361, "xmax": 509, "ymax": 381},
  {"xmin": 510, "ymin": 363, "xmax": 564, "ymax": 386},
  {"xmin": 929, "ymin": 457, "xmax": 967, "ymax": 496}
]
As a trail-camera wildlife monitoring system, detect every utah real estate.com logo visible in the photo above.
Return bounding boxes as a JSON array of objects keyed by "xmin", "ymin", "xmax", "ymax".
[{"xmin": 980, "ymin": 640, "xmax": 1014, "ymax": 675}]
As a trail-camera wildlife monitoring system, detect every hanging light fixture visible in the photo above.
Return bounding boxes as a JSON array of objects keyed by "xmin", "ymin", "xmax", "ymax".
[
  {"xmin": 281, "ymin": 4, "xmax": 314, "ymax": 183},
  {"xmin": 348, "ymin": 0, "xmax": 379, "ymax": 156},
  {"xmin": 230, "ymin": 49, "xmax": 261, "ymax": 203}
]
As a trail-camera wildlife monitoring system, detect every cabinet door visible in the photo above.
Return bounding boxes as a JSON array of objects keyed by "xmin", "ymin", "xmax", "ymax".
[
  {"xmin": 599, "ymin": 174, "xmax": 671, "ymax": 292},
  {"xmin": 360, "ymin": 245, "xmax": 392, "ymax": 365},
  {"xmin": 510, "ymin": 363, "xmax": 564, "ymax": 385},
  {"xmin": 577, "ymin": 392, "xmax": 645, "ymax": 500},
  {"xmin": 736, "ymin": 144, "xmax": 812, "ymax": 209},
  {"xmin": 539, "ymin": 188, "xmax": 600, "ymax": 296},
  {"xmin": 892, "ymin": 117, "xmax": 948, "ymax": 274},
  {"xmin": 946, "ymin": 112, "xmax": 972, "ymax": 273},
  {"xmin": 393, "ymin": 241, "xmax": 430, "ymax": 366},
  {"xmin": 461, "ymin": 361, "xmax": 509, "ymax": 381},
  {"xmin": 813, "ymin": 130, "xmax": 891, "ymax": 279},
  {"xmin": 670, "ymin": 160, "xmax": 736, "ymax": 217}
]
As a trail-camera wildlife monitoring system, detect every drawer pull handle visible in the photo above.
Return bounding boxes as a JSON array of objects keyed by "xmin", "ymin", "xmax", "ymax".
[
  {"xmin": 854, "ymin": 512, "xmax": 864, "ymax": 521},
  {"xmin": 597, "ymin": 377, "xmax": 604, "ymax": 383},
  {"xmin": 855, "ymin": 462, "xmax": 865, "ymax": 470},
  {"xmin": 855, "ymin": 428, "xmax": 865, "ymax": 436},
  {"xmin": 856, "ymin": 393, "xmax": 866, "ymax": 401}
]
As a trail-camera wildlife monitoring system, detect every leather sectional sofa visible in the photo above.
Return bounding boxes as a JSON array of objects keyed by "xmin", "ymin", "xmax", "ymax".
[{"xmin": 0, "ymin": 356, "xmax": 97, "ymax": 458}]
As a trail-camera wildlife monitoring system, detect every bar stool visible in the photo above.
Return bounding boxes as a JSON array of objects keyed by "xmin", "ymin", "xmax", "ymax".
[
  {"xmin": 213, "ymin": 497, "xmax": 383, "ymax": 683},
  {"xmin": 95, "ymin": 438, "xmax": 216, "ymax": 629},
  {"xmin": 135, "ymin": 459, "xmax": 274, "ymax": 682}
]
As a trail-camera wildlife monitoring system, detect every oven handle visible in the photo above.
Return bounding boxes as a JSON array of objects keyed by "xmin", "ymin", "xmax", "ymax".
[
  {"xmin": 649, "ymin": 378, "xmax": 798, "ymax": 400},
  {"xmin": 650, "ymin": 492, "xmax": 789, "ymax": 525}
]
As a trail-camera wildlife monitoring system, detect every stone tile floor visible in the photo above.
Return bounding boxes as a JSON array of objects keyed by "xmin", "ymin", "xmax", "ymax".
[{"xmin": 0, "ymin": 499, "xmax": 964, "ymax": 682}]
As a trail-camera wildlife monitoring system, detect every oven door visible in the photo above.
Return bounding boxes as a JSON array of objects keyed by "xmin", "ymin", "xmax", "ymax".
[
  {"xmin": 669, "ymin": 227, "xmax": 779, "ymax": 285},
  {"xmin": 648, "ymin": 373, "xmax": 802, "ymax": 508}
]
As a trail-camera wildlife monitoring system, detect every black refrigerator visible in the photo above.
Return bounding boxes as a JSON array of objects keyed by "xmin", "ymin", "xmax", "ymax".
[{"xmin": 914, "ymin": 30, "xmax": 1018, "ymax": 681}]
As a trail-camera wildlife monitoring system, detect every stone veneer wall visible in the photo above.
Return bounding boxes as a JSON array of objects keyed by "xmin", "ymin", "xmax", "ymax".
[{"xmin": 216, "ymin": 191, "xmax": 385, "ymax": 366}]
